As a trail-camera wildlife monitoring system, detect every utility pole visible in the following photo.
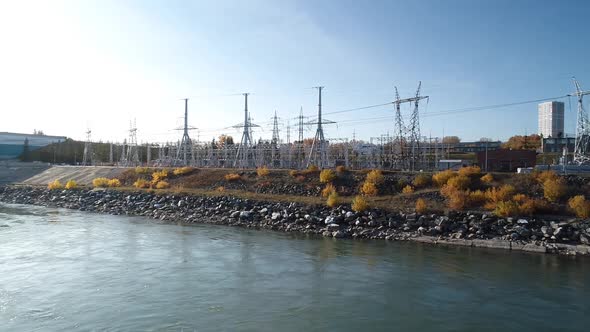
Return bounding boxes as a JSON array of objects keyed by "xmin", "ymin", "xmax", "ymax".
[
  {"xmin": 306, "ymin": 86, "xmax": 335, "ymax": 168},
  {"xmin": 571, "ymin": 77, "xmax": 590, "ymax": 164}
]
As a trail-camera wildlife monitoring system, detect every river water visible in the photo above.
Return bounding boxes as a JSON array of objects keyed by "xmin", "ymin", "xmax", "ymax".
[{"xmin": 0, "ymin": 203, "xmax": 588, "ymax": 331}]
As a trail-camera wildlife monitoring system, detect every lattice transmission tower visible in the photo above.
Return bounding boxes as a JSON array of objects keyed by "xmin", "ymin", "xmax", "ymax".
[
  {"xmin": 572, "ymin": 77, "xmax": 590, "ymax": 165},
  {"xmin": 306, "ymin": 86, "xmax": 335, "ymax": 168},
  {"xmin": 176, "ymin": 98, "xmax": 196, "ymax": 166},
  {"xmin": 233, "ymin": 93, "xmax": 260, "ymax": 168},
  {"xmin": 82, "ymin": 129, "xmax": 93, "ymax": 166},
  {"xmin": 270, "ymin": 110, "xmax": 281, "ymax": 167},
  {"xmin": 125, "ymin": 119, "xmax": 139, "ymax": 166},
  {"xmin": 392, "ymin": 82, "xmax": 428, "ymax": 171}
]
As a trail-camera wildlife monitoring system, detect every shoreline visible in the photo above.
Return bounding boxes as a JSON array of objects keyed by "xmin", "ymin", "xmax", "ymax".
[{"xmin": 1, "ymin": 186, "xmax": 589, "ymax": 256}]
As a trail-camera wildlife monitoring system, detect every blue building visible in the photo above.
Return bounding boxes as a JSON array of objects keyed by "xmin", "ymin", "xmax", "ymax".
[{"xmin": 0, "ymin": 132, "xmax": 66, "ymax": 159}]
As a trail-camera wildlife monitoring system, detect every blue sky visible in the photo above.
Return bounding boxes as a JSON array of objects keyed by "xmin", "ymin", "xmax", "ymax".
[{"xmin": 0, "ymin": 0, "xmax": 589, "ymax": 143}]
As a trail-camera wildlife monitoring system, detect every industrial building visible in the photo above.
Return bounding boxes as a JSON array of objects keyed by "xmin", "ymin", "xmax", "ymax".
[
  {"xmin": 476, "ymin": 149, "xmax": 536, "ymax": 172},
  {"xmin": 538, "ymin": 101, "xmax": 565, "ymax": 138},
  {"xmin": 0, "ymin": 132, "xmax": 66, "ymax": 159}
]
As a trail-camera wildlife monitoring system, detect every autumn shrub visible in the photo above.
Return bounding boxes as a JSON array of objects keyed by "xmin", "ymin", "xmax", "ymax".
[
  {"xmin": 402, "ymin": 185, "xmax": 414, "ymax": 194},
  {"xmin": 151, "ymin": 169, "xmax": 169, "ymax": 184},
  {"xmin": 326, "ymin": 192, "xmax": 340, "ymax": 208},
  {"xmin": 173, "ymin": 167, "xmax": 194, "ymax": 176},
  {"xmin": 446, "ymin": 175, "xmax": 470, "ymax": 190},
  {"xmin": 535, "ymin": 170, "xmax": 558, "ymax": 184},
  {"xmin": 458, "ymin": 165, "xmax": 481, "ymax": 177},
  {"xmin": 412, "ymin": 173, "xmax": 431, "ymax": 188},
  {"xmin": 216, "ymin": 186, "xmax": 225, "ymax": 192},
  {"xmin": 319, "ymin": 169, "xmax": 336, "ymax": 183},
  {"xmin": 65, "ymin": 180, "xmax": 77, "ymax": 190},
  {"xmin": 92, "ymin": 177, "xmax": 110, "ymax": 188},
  {"xmin": 257, "ymin": 166, "xmax": 270, "ymax": 177},
  {"xmin": 155, "ymin": 181, "xmax": 170, "ymax": 189},
  {"xmin": 48, "ymin": 180, "xmax": 63, "ymax": 190},
  {"xmin": 133, "ymin": 178, "xmax": 150, "ymax": 189},
  {"xmin": 518, "ymin": 197, "xmax": 536, "ymax": 216},
  {"xmin": 321, "ymin": 183, "xmax": 336, "ymax": 197},
  {"xmin": 135, "ymin": 167, "xmax": 150, "ymax": 175},
  {"xmin": 351, "ymin": 196, "xmax": 369, "ymax": 212},
  {"xmin": 302, "ymin": 165, "xmax": 319, "ymax": 174},
  {"xmin": 432, "ymin": 169, "xmax": 456, "ymax": 187},
  {"xmin": 484, "ymin": 185, "xmax": 515, "ymax": 209},
  {"xmin": 512, "ymin": 193, "xmax": 528, "ymax": 203},
  {"xmin": 289, "ymin": 170, "xmax": 298, "ymax": 177},
  {"xmin": 543, "ymin": 178, "xmax": 566, "ymax": 202},
  {"xmin": 568, "ymin": 195, "xmax": 590, "ymax": 218},
  {"xmin": 225, "ymin": 173, "xmax": 241, "ymax": 181},
  {"xmin": 108, "ymin": 179, "xmax": 121, "ymax": 187},
  {"xmin": 480, "ymin": 173, "xmax": 494, "ymax": 183},
  {"xmin": 336, "ymin": 165, "xmax": 347, "ymax": 174},
  {"xmin": 365, "ymin": 170, "xmax": 384, "ymax": 185},
  {"xmin": 415, "ymin": 198, "xmax": 427, "ymax": 214},
  {"xmin": 447, "ymin": 188, "xmax": 470, "ymax": 210},
  {"xmin": 361, "ymin": 181, "xmax": 378, "ymax": 196},
  {"xmin": 468, "ymin": 190, "xmax": 486, "ymax": 206},
  {"xmin": 493, "ymin": 201, "xmax": 521, "ymax": 217}
]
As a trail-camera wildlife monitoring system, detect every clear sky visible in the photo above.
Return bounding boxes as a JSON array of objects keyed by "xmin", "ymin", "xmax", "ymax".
[{"xmin": 1, "ymin": 0, "xmax": 589, "ymax": 144}]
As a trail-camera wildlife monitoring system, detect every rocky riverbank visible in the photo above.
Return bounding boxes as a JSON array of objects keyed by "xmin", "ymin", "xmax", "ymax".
[{"xmin": 1, "ymin": 186, "xmax": 589, "ymax": 256}]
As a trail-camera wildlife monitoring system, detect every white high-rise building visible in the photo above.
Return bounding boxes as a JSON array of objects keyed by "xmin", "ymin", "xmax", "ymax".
[{"xmin": 538, "ymin": 101, "xmax": 564, "ymax": 138}]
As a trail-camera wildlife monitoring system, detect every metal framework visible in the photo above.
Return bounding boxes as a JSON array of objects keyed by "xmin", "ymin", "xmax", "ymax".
[
  {"xmin": 572, "ymin": 78, "xmax": 590, "ymax": 165},
  {"xmin": 233, "ymin": 93, "xmax": 260, "ymax": 168},
  {"xmin": 306, "ymin": 86, "xmax": 335, "ymax": 168}
]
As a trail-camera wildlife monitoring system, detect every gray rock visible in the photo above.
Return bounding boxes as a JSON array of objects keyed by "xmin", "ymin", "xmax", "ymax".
[
  {"xmin": 324, "ymin": 216, "xmax": 335, "ymax": 225},
  {"xmin": 239, "ymin": 211, "xmax": 251, "ymax": 219},
  {"xmin": 517, "ymin": 219, "xmax": 528, "ymax": 225},
  {"xmin": 271, "ymin": 212, "xmax": 281, "ymax": 221}
]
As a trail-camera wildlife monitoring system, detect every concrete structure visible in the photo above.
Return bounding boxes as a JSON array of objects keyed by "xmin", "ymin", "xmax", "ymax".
[
  {"xmin": 438, "ymin": 159, "xmax": 470, "ymax": 170},
  {"xmin": 541, "ymin": 137, "xmax": 576, "ymax": 153},
  {"xmin": 538, "ymin": 101, "xmax": 565, "ymax": 138},
  {"xmin": 476, "ymin": 149, "xmax": 536, "ymax": 172},
  {"xmin": 0, "ymin": 132, "xmax": 66, "ymax": 160}
]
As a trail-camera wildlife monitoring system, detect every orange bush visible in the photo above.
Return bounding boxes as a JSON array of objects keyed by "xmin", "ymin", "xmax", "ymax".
[
  {"xmin": 108, "ymin": 179, "xmax": 121, "ymax": 187},
  {"xmin": 155, "ymin": 181, "xmax": 170, "ymax": 189},
  {"xmin": 351, "ymin": 196, "xmax": 369, "ymax": 212},
  {"xmin": 415, "ymin": 198, "xmax": 427, "ymax": 214},
  {"xmin": 458, "ymin": 165, "xmax": 481, "ymax": 176},
  {"xmin": 366, "ymin": 170, "xmax": 384, "ymax": 185},
  {"xmin": 493, "ymin": 201, "xmax": 521, "ymax": 217},
  {"xmin": 133, "ymin": 179, "xmax": 150, "ymax": 189},
  {"xmin": 289, "ymin": 170, "xmax": 298, "ymax": 177},
  {"xmin": 361, "ymin": 181, "xmax": 378, "ymax": 196},
  {"xmin": 92, "ymin": 177, "xmax": 110, "ymax": 188},
  {"xmin": 440, "ymin": 185, "xmax": 469, "ymax": 210},
  {"xmin": 225, "ymin": 173, "xmax": 241, "ymax": 181},
  {"xmin": 48, "ymin": 180, "xmax": 63, "ymax": 190},
  {"xmin": 151, "ymin": 169, "xmax": 168, "ymax": 184},
  {"xmin": 402, "ymin": 185, "xmax": 414, "ymax": 194},
  {"xmin": 256, "ymin": 166, "xmax": 270, "ymax": 177},
  {"xmin": 321, "ymin": 183, "xmax": 336, "ymax": 198},
  {"xmin": 432, "ymin": 170, "xmax": 456, "ymax": 187},
  {"xmin": 543, "ymin": 178, "xmax": 566, "ymax": 202},
  {"xmin": 173, "ymin": 167, "xmax": 194, "ymax": 176},
  {"xmin": 326, "ymin": 192, "xmax": 340, "ymax": 208},
  {"xmin": 446, "ymin": 175, "xmax": 470, "ymax": 190},
  {"xmin": 468, "ymin": 190, "xmax": 486, "ymax": 206},
  {"xmin": 65, "ymin": 180, "xmax": 78, "ymax": 190},
  {"xmin": 535, "ymin": 170, "xmax": 558, "ymax": 184},
  {"xmin": 319, "ymin": 169, "xmax": 336, "ymax": 183},
  {"xmin": 480, "ymin": 173, "xmax": 494, "ymax": 183},
  {"xmin": 484, "ymin": 185, "xmax": 515, "ymax": 209},
  {"xmin": 568, "ymin": 195, "xmax": 590, "ymax": 218}
]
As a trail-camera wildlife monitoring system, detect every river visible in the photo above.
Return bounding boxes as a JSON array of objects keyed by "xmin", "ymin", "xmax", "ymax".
[{"xmin": 0, "ymin": 203, "xmax": 588, "ymax": 331}]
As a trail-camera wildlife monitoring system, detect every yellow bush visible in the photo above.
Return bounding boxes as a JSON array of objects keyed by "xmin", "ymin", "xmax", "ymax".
[
  {"xmin": 326, "ymin": 192, "xmax": 340, "ymax": 208},
  {"xmin": 151, "ymin": 169, "xmax": 169, "ymax": 184},
  {"xmin": 173, "ymin": 167, "xmax": 194, "ymax": 176},
  {"xmin": 224, "ymin": 173, "xmax": 241, "ymax": 181},
  {"xmin": 366, "ymin": 170, "xmax": 384, "ymax": 185},
  {"xmin": 432, "ymin": 170, "xmax": 457, "ymax": 187},
  {"xmin": 351, "ymin": 196, "xmax": 369, "ymax": 212},
  {"xmin": 518, "ymin": 197, "xmax": 536, "ymax": 216},
  {"xmin": 92, "ymin": 177, "xmax": 110, "ymax": 188},
  {"xmin": 543, "ymin": 178, "xmax": 566, "ymax": 202},
  {"xmin": 307, "ymin": 165, "xmax": 319, "ymax": 172},
  {"xmin": 402, "ymin": 185, "xmax": 414, "ymax": 194},
  {"xmin": 480, "ymin": 173, "xmax": 494, "ymax": 183},
  {"xmin": 216, "ymin": 186, "xmax": 225, "ymax": 192},
  {"xmin": 319, "ymin": 169, "xmax": 336, "ymax": 183},
  {"xmin": 446, "ymin": 175, "xmax": 470, "ymax": 190},
  {"xmin": 155, "ymin": 181, "xmax": 170, "ymax": 189},
  {"xmin": 512, "ymin": 193, "xmax": 527, "ymax": 203},
  {"xmin": 412, "ymin": 174, "xmax": 431, "ymax": 188},
  {"xmin": 135, "ymin": 167, "xmax": 150, "ymax": 174},
  {"xmin": 568, "ymin": 195, "xmax": 590, "ymax": 218},
  {"xmin": 257, "ymin": 166, "xmax": 270, "ymax": 177},
  {"xmin": 535, "ymin": 170, "xmax": 558, "ymax": 184},
  {"xmin": 361, "ymin": 181, "xmax": 378, "ymax": 196},
  {"xmin": 415, "ymin": 198, "xmax": 427, "ymax": 214},
  {"xmin": 484, "ymin": 185, "xmax": 515, "ymax": 209},
  {"xmin": 322, "ymin": 183, "xmax": 336, "ymax": 198},
  {"xmin": 133, "ymin": 178, "xmax": 150, "ymax": 189},
  {"xmin": 336, "ymin": 165, "xmax": 347, "ymax": 173},
  {"xmin": 468, "ymin": 190, "xmax": 486, "ymax": 206},
  {"xmin": 65, "ymin": 180, "xmax": 77, "ymax": 190},
  {"xmin": 457, "ymin": 165, "xmax": 481, "ymax": 177},
  {"xmin": 494, "ymin": 201, "xmax": 521, "ymax": 217},
  {"xmin": 108, "ymin": 179, "xmax": 121, "ymax": 187},
  {"xmin": 289, "ymin": 170, "xmax": 298, "ymax": 177},
  {"xmin": 48, "ymin": 180, "xmax": 63, "ymax": 190}
]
